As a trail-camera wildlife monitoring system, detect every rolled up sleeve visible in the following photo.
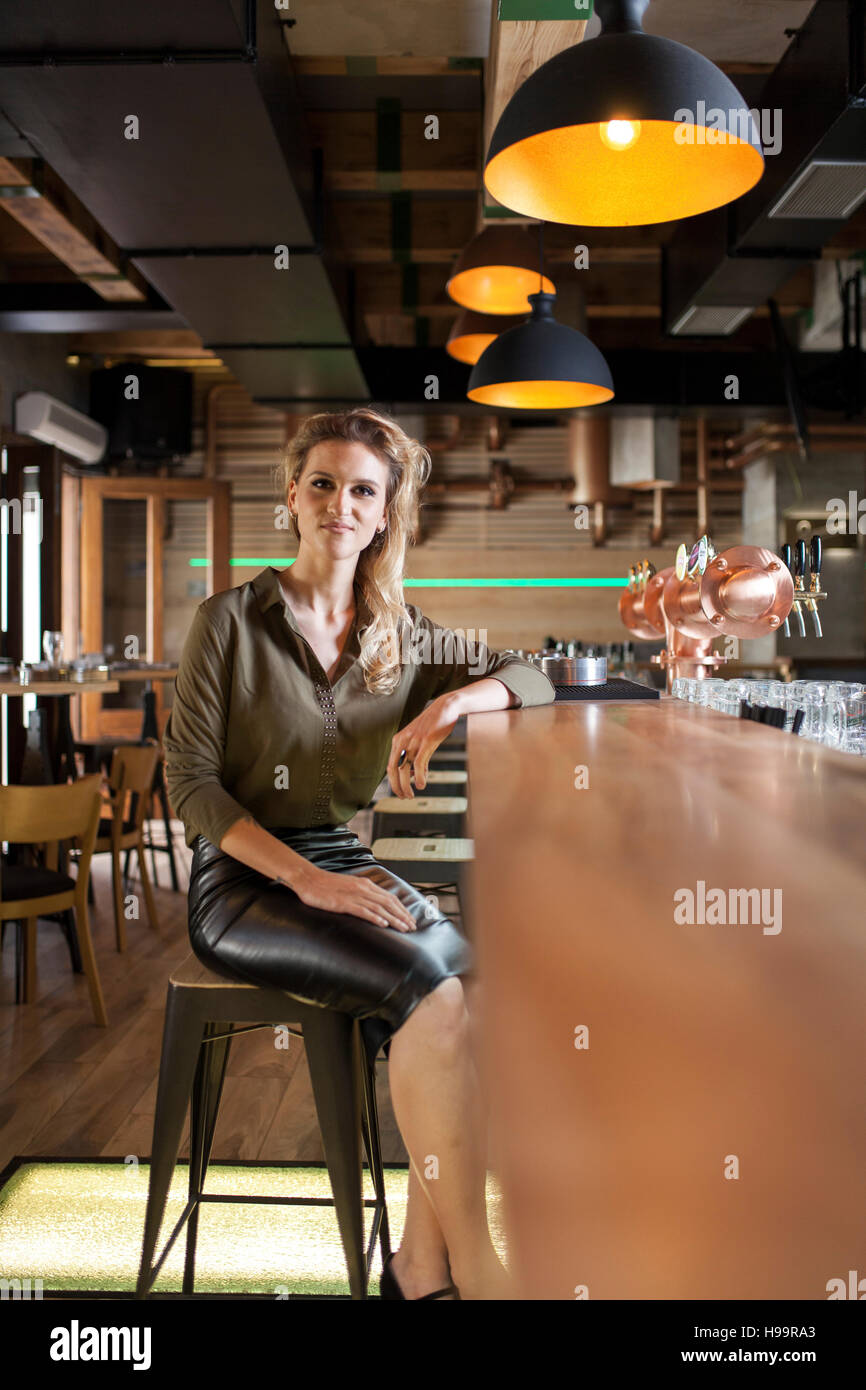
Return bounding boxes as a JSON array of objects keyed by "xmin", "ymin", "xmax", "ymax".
[
  {"xmin": 410, "ymin": 608, "xmax": 556, "ymax": 709},
  {"xmin": 162, "ymin": 606, "xmax": 253, "ymax": 850}
]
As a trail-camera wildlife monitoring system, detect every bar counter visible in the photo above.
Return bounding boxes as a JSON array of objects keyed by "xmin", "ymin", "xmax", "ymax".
[{"xmin": 466, "ymin": 696, "xmax": 866, "ymax": 1300}]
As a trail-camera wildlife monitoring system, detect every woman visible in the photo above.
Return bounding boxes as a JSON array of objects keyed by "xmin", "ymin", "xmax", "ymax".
[{"xmin": 162, "ymin": 407, "xmax": 555, "ymax": 1300}]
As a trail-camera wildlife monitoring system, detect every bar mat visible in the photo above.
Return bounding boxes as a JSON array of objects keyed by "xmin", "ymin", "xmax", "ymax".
[{"xmin": 553, "ymin": 678, "xmax": 660, "ymax": 702}]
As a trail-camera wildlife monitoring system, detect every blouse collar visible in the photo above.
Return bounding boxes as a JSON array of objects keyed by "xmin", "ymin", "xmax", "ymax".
[{"xmin": 252, "ymin": 566, "xmax": 372, "ymax": 643}]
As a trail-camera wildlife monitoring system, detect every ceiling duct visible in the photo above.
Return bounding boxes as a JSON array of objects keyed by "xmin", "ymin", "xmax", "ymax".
[
  {"xmin": 767, "ymin": 161, "xmax": 866, "ymax": 221},
  {"xmin": 0, "ymin": 1, "xmax": 368, "ymax": 402},
  {"xmin": 669, "ymin": 305, "xmax": 754, "ymax": 338},
  {"xmin": 663, "ymin": 0, "xmax": 866, "ymax": 339}
]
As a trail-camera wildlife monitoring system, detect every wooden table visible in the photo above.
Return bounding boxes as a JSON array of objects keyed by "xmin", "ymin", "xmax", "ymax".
[
  {"xmin": 466, "ymin": 696, "xmax": 866, "ymax": 1300},
  {"xmin": 0, "ymin": 680, "xmax": 120, "ymax": 784}
]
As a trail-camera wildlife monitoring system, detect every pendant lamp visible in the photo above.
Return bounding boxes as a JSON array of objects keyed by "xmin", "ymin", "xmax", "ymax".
[
  {"xmin": 484, "ymin": 0, "xmax": 764, "ymax": 227},
  {"xmin": 447, "ymin": 226, "xmax": 555, "ymax": 315},
  {"xmin": 467, "ymin": 291, "xmax": 614, "ymax": 410},
  {"xmin": 446, "ymin": 308, "xmax": 527, "ymax": 365}
]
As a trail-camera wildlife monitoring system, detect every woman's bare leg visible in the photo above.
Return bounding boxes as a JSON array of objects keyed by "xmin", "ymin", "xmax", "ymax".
[
  {"xmin": 386, "ymin": 976, "xmax": 512, "ymax": 1299},
  {"xmin": 387, "ymin": 1160, "xmax": 453, "ymax": 1297}
]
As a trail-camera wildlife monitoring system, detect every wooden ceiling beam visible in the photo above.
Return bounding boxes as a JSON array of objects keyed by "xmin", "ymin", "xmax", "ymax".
[
  {"xmin": 308, "ymin": 109, "xmax": 479, "ymax": 192},
  {"xmin": 351, "ymin": 263, "xmax": 810, "ymax": 317},
  {"xmin": 0, "ymin": 157, "xmax": 147, "ymax": 303},
  {"xmin": 293, "ymin": 57, "xmax": 770, "ymax": 79},
  {"xmin": 293, "ymin": 57, "xmax": 483, "ymax": 78},
  {"xmin": 66, "ymin": 330, "xmax": 215, "ymax": 358},
  {"xmin": 482, "ymin": 13, "xmax": 587, "ymax": 225},
  {"xmin": 326, "ymin": 197, "xmax": 671, "ymax": 264}
]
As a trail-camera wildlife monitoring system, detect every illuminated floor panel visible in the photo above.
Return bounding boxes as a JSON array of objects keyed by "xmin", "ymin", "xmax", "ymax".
[{"xmin": 0, "ymin": 1161, "xmax": 508, "ymax": 1297}]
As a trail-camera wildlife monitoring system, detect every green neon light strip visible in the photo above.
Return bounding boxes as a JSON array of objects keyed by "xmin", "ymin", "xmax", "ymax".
[{"xmin": 189, "ymin": 559, "xmax": 625, "ymax": 587}]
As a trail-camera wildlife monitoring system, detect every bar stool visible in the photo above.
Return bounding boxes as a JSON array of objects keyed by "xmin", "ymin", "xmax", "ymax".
[
  {"xmin": 420, "ymin": 770, "xmax": 467, "ymax": 798},
  {"xmin": 439, "ymin": 718, "xmax": 466, "ymax": 751},
  {"xmin": 136, "ymin": 955, "xmax": 391, "ymax": 1300},
  {"xmin": 372, "ymin": 836, "xmax": 474, "ymax": 936},
  {"xmin": 371, "ymin": 795, "xmax": 467, "ymax": 842},
  {"xmin": 428, "ymin": 749, "xmax": 466, "ymax": 768}
]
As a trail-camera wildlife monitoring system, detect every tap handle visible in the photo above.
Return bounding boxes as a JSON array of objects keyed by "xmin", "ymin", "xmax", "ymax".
[
  {"xmin": 780, "ymin": 543, "xmax": 793, "ymax": 574},
  {"xmin": 810, "ymin": 535, "xmax": 822, "ymax": 584},
  {"xmin": 794, "ymin": 538, "xmax": 807, "ymax": 581}
]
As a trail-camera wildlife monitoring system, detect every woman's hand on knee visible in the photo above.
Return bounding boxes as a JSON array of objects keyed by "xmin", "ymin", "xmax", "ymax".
[{"xmin": 290, "ymin": 865, "xmax": 418, "ymax": 933}]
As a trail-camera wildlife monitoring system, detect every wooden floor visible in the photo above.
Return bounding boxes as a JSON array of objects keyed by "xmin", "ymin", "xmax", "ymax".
[{"xmin": 0, "ymin": 800, "xmax": 455, "ymax": 1177}]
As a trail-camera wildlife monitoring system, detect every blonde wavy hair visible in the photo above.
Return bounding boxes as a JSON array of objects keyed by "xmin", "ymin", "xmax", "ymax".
[{"xmin": 273, "ymin": 407, "xmax": 432, "ymax": 695}]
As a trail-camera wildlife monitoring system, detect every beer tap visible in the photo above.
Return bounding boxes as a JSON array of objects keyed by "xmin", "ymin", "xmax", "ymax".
[
  {"xmin": 790, "ymin": 540, "xmax": 808, "ymax": 638},
  {"xmin": 805, "ymin": 535, "xmax": 825, "ymax": 638},
  {"xmin": 780, "ymin": 545, "xmax": 794, "ymax": 637}
]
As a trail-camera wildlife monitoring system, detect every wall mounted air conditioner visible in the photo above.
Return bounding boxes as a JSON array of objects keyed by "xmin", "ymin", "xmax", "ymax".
[{"xmin": 13, "ymin": 392, "xmax": 107, "ymax": 464}]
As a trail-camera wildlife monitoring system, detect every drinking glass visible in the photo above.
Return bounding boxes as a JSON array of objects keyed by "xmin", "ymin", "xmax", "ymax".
[
  {"xmin": 42, "ymin": 630, "xmax": 64, "ymax": 668},
  {"xmin": 833, "ymin": 695, "xmax": 866, "ymax": 756},
  {"xmin": 671, "ymin": 677, "xmax": 689, "ymax": 700},
  {"xmin": 764, "ymin": 680, "xmax": 788, "ymax": 710},
  {"xmin": 724, "ymin": 678, "xmax": 751, "ymax": 701},
  {"xmin": 795, "ymin": 685, "xmax": 831, "ymax": 743},
  {"xmin": 740, "ymin": 679, "xmax": 771, "ymax": 705},
  {"xmin": 826, "ymin": 682, "xmax": 865, "ymax": 702},
  {"xmin": 695, "ymin": 679, "xmax": 726, "ymax": 708},
  {"xmin": 713, "ymin": 689, "xmax": 745, "ymax": 716}
]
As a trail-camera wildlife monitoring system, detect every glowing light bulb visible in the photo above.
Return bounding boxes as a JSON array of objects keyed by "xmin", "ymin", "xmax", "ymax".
[{"xmin": 599, "ymin": 119, "xmax": 641, "ymax": 151}]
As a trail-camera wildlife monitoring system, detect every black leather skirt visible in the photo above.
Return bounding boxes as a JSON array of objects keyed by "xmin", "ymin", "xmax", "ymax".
[{"xmin": 187, "ymin": 824, "xmax": 475, "ymax": 1068}]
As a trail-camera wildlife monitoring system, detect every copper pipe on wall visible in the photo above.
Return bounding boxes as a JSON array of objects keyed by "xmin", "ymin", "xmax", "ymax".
[
  {"xmin": 424, "ymin": 416, "xmax": 462, "ymax": 452},
  {"xmin": 486, "ymin": 417, "xmax": 508, "ymax": 452},
  {"xmin": 649, "ymin": 486, "xmax": 666, "ymax": 546},
  {"xmin": 725, "ymin": 439, "xmax": 862, "ymax": 471},
  {"xmin": 422, "ymin": 479, "xmax": 576, "ymax": 495},
  {"xmin": 696, "ymin": 415, "xmax": 710, "ymax": 537},
  {"xmin": 567, "ymin": 416, "xmax": 631, "ymax": 548},
  {"xmin": 725, "ymin": 421, "xmax": 866, "ymax": 453},
  {"xmin": 593, "ymin": 500, "xmax": 607, "ymax": 547}
]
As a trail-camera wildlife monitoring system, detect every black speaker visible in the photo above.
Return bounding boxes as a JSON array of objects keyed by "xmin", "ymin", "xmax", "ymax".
[{"xmin": 89, "ymin": 363, "xmax": 193, "ymax": 464}]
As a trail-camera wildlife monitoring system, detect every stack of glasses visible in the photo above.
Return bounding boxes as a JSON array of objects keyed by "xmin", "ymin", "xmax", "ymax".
[{"xmin": 669, "ymin": 678, "xmax": 866, "ymax": 756}]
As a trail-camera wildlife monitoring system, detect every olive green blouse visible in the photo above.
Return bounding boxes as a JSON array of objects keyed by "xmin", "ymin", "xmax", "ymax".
[{"xmin": 162, "ymin": 565, "xmax": 556, "ymax": 850}]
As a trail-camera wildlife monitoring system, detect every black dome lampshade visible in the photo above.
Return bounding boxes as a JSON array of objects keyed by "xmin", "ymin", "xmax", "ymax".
[
  {"xmin": 467, "ymin": 292, "xmax": 614, "ymax": 410},
  {"xmin": 484, "ymin": 0, "xmax": 765, "ymax": 227}
]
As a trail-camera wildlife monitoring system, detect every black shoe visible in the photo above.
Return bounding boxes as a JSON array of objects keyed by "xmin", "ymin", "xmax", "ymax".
[{"xmin": 378, "ymin": 1252, "xmax": 460, "ymax": 1300}]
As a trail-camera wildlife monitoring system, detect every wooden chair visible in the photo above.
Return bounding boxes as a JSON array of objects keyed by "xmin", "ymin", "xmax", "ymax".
[
  {"xmin": 87, "ymin": 743, "xmax": 161, "ymax": 952},
  {"xmin": 0, "ymin": 775, "xmax": 107, "ymax": 1027}
]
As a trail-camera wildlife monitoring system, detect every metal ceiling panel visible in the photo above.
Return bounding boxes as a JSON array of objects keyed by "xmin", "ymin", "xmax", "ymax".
[
  {"xmin": 0, "ymin": 283, "xmax": 185, "ymax": 333},
  {"xmin": 0, "ymin": 0, "xmax": 248, "ymax": 49},
  {"xmin": 0, "ymin": 2, "xmax": 368, "ymax": 401},
  {"xmin": 0, "ymin": 68, "xmax": 315, "ymax": 250},
  {"xmin": 219, "ymin": 347, "xmax": 369, "ymax": 402},
  {"xmin": 130, "ymin": 255, "xmax": 350, "ymax": 346}
]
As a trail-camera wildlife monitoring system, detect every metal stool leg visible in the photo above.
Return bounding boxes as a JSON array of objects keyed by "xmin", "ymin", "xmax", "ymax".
[
  {"xmin": 303, "ymin": 1009, "xmax": 367, "ymax": 1299},
  {"xmin": 136, "ymin": 988, "xmax": 208, "ymax": 1298},
  {"xmin": 360, "ymin": 1053, "xmax": 392, "ymax": 1263},
  {"xmin": 183, "ymin": 1022, "xmax": 234, "ymax": 1295}
]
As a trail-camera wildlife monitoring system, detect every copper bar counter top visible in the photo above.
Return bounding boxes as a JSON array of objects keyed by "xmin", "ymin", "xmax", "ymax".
[{"xmin": 465, "ymin": 695, "xmax": 866, "ymax": 1300}]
